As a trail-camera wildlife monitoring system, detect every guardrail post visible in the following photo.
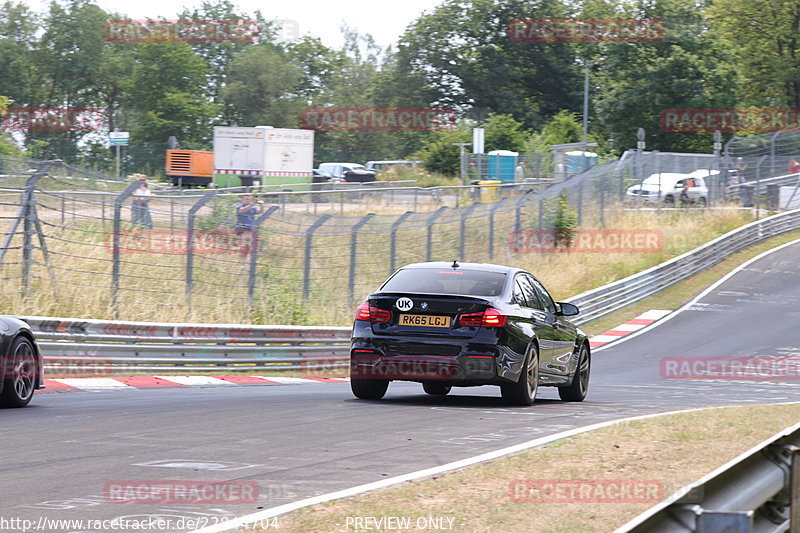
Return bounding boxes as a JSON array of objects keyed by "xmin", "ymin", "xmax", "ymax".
[
  {"xmin": 249, "ymin": 205, "xmax": 280, "ymax": 309},
  {"xmin": 349, "ymin": 213, "xmax": 376, "ymax": 301},
  {"xmin": 426, "ymin": 206, "xmax": 448, "ymax": 261},
  {"xmin": 488, "ymin": 198, "xmax": 509, "ymax": 260},
  {"xmin": 185, "ymin": 190, "xmax": 217, "ymax": 315},
  {"xmin": 112, "ymin": 180, "xmax": 144, "ymax": 319},
  {"xmin": 303, "ymin": 214, "xmax": 331, "ymax": 299},
  {"xmin": 459, "ymin": 202, "xmax": 480, "ymax": 260},
  {"xmin": 390, "ymin": 211, "xmax": 413, "ymax": 274}
]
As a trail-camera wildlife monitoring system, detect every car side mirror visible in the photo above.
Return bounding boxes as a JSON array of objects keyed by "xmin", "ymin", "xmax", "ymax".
[{"xmin": 557, "ymin": 302, "xmax": 580, "ymax": 316}]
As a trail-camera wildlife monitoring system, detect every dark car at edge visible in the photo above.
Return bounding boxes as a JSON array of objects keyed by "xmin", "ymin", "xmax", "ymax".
[
  {"xmin": 0, "ymin": 317, "xmax": 44, "ymax": 407},
  {"xmin": 350, "ymin": 262, "xmax": 590, "ymax": 405}
]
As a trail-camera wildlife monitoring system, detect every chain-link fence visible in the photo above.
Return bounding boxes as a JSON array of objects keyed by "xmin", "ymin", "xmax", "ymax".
[{"xmin": 0, "ymin": 144, "xmax": 773, "ymax": 326}]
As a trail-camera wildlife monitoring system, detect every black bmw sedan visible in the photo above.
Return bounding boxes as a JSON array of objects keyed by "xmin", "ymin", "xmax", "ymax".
[
  {"xmin": 350, "ymin": 261, "xmax": 590, "ymax": 406},
  {"xmin": 0, "ymin": 317, "xmax": 43, "ymax": 408}
]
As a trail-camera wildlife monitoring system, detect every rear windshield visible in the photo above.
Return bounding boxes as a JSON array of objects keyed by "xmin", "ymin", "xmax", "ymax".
[{"xmin": 380, "ymin": 268, "xmax": 507, "ymax": 297}]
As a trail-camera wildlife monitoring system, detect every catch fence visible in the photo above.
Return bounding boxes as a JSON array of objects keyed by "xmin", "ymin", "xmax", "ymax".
[{"xmin": 0, "ymin": 148, "xmax": 776, "ymax": 325}]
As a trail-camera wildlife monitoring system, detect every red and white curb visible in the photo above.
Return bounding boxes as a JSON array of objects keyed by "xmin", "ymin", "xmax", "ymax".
[
  {"xmin": 588, "ymin": 309, "xmax": 671, "ymax": 349},
  {"xmin": 40, "ymin": 375, "xmax": 349, "ymax": 393},
  {"xmin": 38, "ymin": 309, "xmax": 672, "ymax": 393}
]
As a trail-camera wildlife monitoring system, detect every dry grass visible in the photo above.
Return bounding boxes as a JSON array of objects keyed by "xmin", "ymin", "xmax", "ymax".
[
  {"xmin": 257, "ymin": 403, "xmax": 800, "ymax": 533},
  {"xmin": 0, "ymin": 201, "xmax": 754, "ymax": 325}
]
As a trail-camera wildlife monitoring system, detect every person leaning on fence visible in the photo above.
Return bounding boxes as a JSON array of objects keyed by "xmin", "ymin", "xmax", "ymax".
[{"xmin": 131, "ymin": 179, "xmax": 153, "ymax": 229}]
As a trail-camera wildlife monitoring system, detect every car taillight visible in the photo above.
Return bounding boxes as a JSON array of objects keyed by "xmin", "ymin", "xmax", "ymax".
[
  {"xmin": 355, "ymin": 302, "xmax": 391, "ymax": 323},
  {"xmin": 458, "ymin": 308, "xmax": 507, "ymax": 327}
]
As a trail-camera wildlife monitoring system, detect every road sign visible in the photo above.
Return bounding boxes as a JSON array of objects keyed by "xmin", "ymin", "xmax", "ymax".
[{"xmin": 109, "ymin": 131, "xmax": 130, "ymax": 146}]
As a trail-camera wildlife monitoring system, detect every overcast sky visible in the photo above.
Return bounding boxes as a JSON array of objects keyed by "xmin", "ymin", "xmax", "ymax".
[{"xmin": 24, "ymin": 0, "xmax": 440, "ymax": 49}]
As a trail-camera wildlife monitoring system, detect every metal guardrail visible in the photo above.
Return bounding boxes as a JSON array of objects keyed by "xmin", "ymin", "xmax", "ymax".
[
  {"xmin": 20, "ymin": 317, "xmax": 351, "ymax": 372},
  {"xmin": 17, "ymin": 208, "xmax": 800, "ymax": 371},
  {"xmin": 615, "ymin": 421, "xmax": 800, "ymax": 533},
  {"xmin": 567, "ymin": 209, "xmax": 800, "ymax": 325}
]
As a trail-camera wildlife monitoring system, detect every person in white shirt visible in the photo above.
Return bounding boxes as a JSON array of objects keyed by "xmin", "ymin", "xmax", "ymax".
[{"xmin": 131, "ymin": 179, "xmax": 153, "ymax": 229}]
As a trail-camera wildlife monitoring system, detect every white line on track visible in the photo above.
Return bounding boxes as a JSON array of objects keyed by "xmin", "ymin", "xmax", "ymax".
[
  {"xmin": 190, "ymin": 402, "xmax": 800, "ymax": 533},
  {"xmin": 592, "ymin": 238, "xmax": 800, "ymax": 352}
]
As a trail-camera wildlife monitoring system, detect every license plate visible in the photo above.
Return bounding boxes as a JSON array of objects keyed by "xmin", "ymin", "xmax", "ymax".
[{"xmin": 399, "ymin": 314, "xmax": 451, "ymax": 328}]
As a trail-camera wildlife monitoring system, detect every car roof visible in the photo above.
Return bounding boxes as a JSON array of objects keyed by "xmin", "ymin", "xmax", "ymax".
[
  {"xmin": 319, "ymin": 162, "xmax": 362, "ymax": 166},
  {"xmin": 398, "ymin": 261, "xmax": 522, "ymax": 276}
]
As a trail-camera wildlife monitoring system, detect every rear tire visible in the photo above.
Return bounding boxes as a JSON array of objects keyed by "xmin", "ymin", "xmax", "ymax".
[
  {"xmin": 351, "ymin": 378, "xmax": 389, "ymax": 400},
  {"xmin": 501, "ymin": 345, "xmax": 538, "ymax": 406},
  {"xmin": 0, "ymin": 337, "xmax": 37, "ymax": 408},
  {"xmin": 559, "ymin": 344, "xmax": 590, "ymax": 402},
  {"xmin": 422, "ymin": 382, "xmax": 451, "ymax": 396},
  {"xmin": 697, "ymin": 197, "xmax": 707, "ymax": 207}
]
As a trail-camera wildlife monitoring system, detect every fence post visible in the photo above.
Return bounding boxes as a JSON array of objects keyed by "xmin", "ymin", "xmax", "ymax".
[
  {"xmin": 426, "ymin": 206, "xmax": 448, "ymax": 261},
  {"xmin": 112, "ymin": 180, "xmax": 144, "ymax": 319},
  {"xmin": 1, "ymin": 161, "xmax": 52, "ymax": 269},
  {"xmin": 514, "ymin": 189, "xmax": 534, "ymax": 234},
  {"xmin": 755, "ymin": 154, "xmax": 768, "ymax": 218},
  {"xmin": 390, "ymin": 211, "xmax": 414, "ymax": 274},
  {"xmin": 488, "ymin": 198, "xmax": 509, "ymax": 260},
  {"xmin": 459, "ymin": 202, "xmax": 480, "ymax": 261},
  {"xmin": 349, "ymin": 213, "xmax": 376, "ymax": 301},
  {"xmin": 248, "ymin": 205, "xmax": 280, "ymax": 309},
  {"xmin": 303, "ymin": 214, "xmax": 331, "ymax": 299},
  {"xmin": 770, "ymin": 131, "xmax": 780, "ymax": 175},
  {"xmin": 185, "ymin": 190, "xmax": 218, "ymax": 315}
]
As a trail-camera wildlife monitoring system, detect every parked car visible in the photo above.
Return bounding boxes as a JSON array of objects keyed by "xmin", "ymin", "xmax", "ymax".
[
  {"xmin": 317, "ymin": 162, "xmax": 376, "ymax": 183},
  {"xmin": 0, "ymin": 317, "xmax": 44, "ymax": 407},
  {"xmin": 350, "ymin": 261, "xmax": 590, "ymax": 406},
  {"xmin": 364, "ymin": 160, "xmax": 423, "ymax": 174},
  {"xmin": 626, "ymin": 171, "xmax": 710, "ymax": 206}
]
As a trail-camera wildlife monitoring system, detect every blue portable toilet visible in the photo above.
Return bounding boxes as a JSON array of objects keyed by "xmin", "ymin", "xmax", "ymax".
[
  {"xmin": 565, "ymin": 150, "xmax": 598, "ymax": 174},
  {"xmin": 487, "ymin": 150, "xmax": 518, "ymax": 183}
]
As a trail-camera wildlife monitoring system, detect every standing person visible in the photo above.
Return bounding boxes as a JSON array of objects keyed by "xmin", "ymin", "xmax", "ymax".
[
  {"xmin": 235, "ymin": 194, "xmax": 263, "ymax": 261},
  {"xmin": 235, "ymin": 194, "xmax": 263, "ymax": 232},
  {"xmin": 131, "ymin": 179, "xmax": 153, "ymax": 229},
  {"xmin": 515, "ymin": 160, "xmax": 525, "ymax": 183}
]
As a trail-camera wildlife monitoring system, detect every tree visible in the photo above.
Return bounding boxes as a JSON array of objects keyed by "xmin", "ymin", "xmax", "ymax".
[
  {"xmin": 590, "ymin": 0, "xmax": 737, "ymax": 153},
  {"xmin": 0, "ymin": 2, "xmax": 41, "ymax": 106},
  {"xmin": 124, "ymin": 42, "xmax": 217, "ymax": 172},
  {"xmin": 708, "ymin": 0, "xmax": 800, "ymax": 107},
  {"xmin": 484, "ymin": 113, "xmax": 528, "ymax": 152},
  {"xmin": 393, "ymin": 0, "xmax": 581, "ymax": 130},
  {"xmin": 222, "ymin": 45, "xmax": 304, "ymax": 127}
]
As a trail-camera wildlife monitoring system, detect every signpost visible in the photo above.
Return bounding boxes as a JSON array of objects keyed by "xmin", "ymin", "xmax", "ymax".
[{"xmin": 109, "ymin": 131, "xmax": 130, "ymax": 177}]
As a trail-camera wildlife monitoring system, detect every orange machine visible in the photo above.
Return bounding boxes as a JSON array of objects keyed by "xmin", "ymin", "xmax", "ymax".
[{"xmin": 166, "ymin": 150, "xmax": 213, "ymax": 186}]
